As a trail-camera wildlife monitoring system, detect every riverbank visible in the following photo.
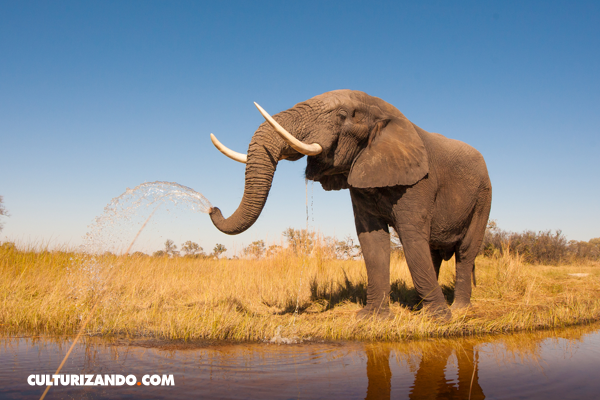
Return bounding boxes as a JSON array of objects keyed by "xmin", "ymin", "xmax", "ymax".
[{"xmin": 1, "ymin": 244, "xmax": 599, "ymax": 341}]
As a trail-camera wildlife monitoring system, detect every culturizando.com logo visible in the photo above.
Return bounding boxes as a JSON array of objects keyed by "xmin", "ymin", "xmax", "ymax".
[{"xmin": 28, "ymin": 374, "xmax": 174, "ymax": 386}]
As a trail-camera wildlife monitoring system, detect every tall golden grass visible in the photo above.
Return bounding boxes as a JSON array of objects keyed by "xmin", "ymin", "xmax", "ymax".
[{"xmin": 1, "ymin": 242, "xmax": 599, "ymax": 341}]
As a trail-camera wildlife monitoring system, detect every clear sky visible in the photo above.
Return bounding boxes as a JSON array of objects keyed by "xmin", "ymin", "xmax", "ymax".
[{"xmin": 1, "ymin": 1, "xmax": 599, "ymax": 255}]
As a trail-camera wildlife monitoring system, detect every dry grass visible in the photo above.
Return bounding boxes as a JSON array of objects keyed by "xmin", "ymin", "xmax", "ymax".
[{"xmin": 1, "ymin": 243, "xmax": 599, "ymax": 342}]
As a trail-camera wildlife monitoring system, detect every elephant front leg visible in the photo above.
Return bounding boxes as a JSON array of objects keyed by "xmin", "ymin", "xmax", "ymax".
[
  {"xmin": 351, "ymin": 195, "xmax": 392, "ymax": 318},
  {"xmin": 356, "ymin": 227, "xmax": 392, "ymax": 318}
]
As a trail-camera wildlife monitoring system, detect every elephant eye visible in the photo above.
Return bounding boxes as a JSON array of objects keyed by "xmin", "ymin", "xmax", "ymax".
[{"xmin": 338, "ymin": 110, "xmax": 348, "ymax": 119}]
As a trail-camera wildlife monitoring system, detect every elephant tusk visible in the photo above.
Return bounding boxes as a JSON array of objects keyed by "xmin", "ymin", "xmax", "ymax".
[
  {"xmin": 210, "ymin": 133, "xmax": 247, "ymax": 163},
  {"xmin": 254, "ymin": 102, "xmax": 322, "ymax": 156}
]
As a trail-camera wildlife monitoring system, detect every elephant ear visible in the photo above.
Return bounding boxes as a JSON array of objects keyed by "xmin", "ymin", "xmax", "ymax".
[{"xmin": 348, "ymin": 118, "xmax": 428, "ymax": 188}]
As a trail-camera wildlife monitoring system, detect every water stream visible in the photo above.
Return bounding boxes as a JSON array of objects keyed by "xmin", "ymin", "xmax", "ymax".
[
  {"xmin": 80, "ymin": 181, "xmax": 212, "ymax": 255},
  {"xmin": 2, "ymin": 323, "xmax": 599, "ymax": 399},
  {"xmin": 69, "ymin": 181, "xmax": 212, "ymax": 298}
]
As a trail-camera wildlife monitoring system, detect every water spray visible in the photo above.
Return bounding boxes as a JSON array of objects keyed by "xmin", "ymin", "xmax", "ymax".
[{"xmin": 40, "ymin": 182, "xmax": 211, "ymax": 400}]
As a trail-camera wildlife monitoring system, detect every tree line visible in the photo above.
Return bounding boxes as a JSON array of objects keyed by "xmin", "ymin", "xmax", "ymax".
[
  {"xmin": 150, "ymin": 227, "xmax": 405, "ymax": 260},
  {"xmin": 152, "ymin": 222, "xmax": 600, "ymax": 264},
  {"xmin": 481, "ymin": 220, "xmax": 600, "ymax": 264},
  {"xmin": 151, "ymin": 240, "xmax": 227, "ymax": 259}
]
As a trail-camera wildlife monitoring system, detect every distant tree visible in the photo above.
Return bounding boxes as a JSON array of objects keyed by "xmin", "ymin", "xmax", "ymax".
[
  {"xmin": 568, "ymin": 239, "xmax": 596, "ymax": 260},
  {"xmin": 163, "ymin": 239, "xmax": 179, "ymax": 257},
  {"xmin": 212, "ymin": 243, "xmax": 227, "ymax": 258},
  {"xmin": 481, "ymin": 219, "xmax": 506, "ymax": 257},
  {"xmin": 335, "ymin": 235, "xmax": 362, "ymax": 259},
  {"xmin": 130, "ymin": 251, "xmax": 148, "ymax": 258},
  {"xmin": 181, "ymin": 241, "xmax": 203, "ymax": 256},
  {"xmin": 266, "ymin": 244, "xmax": 282, "ymax": 257},
  {"xmin": 152, "ymin": 250, "xmax": 167, "ymax": 257},
  {"xmin": 0, "ymin": 195, "xmax": 8, "ymax": 232},
  {"xmin": 311, "ymin": 235, "xmax": 337, "ymax": 260},
  {"xmin": 243, "ymin": 240, "xmax": 266, "ymax": 259},
  {"xmin": 480, "ymin": 220, "xmax": 574, "ymax": 264},
  {"xmin": 283, "ymin": 228, "xmax": 314, "ymax": 254}
]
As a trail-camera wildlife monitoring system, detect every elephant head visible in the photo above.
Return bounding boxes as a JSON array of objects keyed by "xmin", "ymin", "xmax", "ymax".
[{"xmin": 209, "ymin": 90, "xmax": 429, "ymax": 235}]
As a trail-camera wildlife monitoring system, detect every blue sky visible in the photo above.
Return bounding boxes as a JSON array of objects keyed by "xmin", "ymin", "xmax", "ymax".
[{"xmin": 1, "ymin": 1, "xmax": 599, "ymax": 255}]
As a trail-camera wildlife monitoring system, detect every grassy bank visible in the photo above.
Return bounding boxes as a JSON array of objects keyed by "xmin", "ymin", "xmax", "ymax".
[{"xmin": 1, "ymin": 244, "xmax": 599, "ymax": 341}]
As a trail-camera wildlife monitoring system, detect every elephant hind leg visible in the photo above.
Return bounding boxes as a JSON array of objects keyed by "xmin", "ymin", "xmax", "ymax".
[
  {"xmin": 452, "ymin": 197, "xmax": 491, "ymax": 310},
  {"xmin": 452, "ymin": 251, "xmax": 474, "ymax": 310}
]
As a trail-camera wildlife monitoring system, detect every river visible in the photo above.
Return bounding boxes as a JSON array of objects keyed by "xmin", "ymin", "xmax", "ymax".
[{"xmin": 2, "ymin": 323, "xmax": 599, "ymax": 399}]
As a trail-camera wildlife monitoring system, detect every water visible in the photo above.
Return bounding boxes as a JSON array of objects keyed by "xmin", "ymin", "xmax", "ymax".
[
  {"xmin": 80, "ymin": 181, "xmax": 212, "ymax": 256},
  {"xmin": 62, "ymin": 181, "xmax": 213, "ymax": 341},
  {"xmin": 70, "ymin": 181, "xmax": 212, "ymax": 293},
  {"xmin": 2, "ymin": 323, "xmax": 600, "ymax": 399}
]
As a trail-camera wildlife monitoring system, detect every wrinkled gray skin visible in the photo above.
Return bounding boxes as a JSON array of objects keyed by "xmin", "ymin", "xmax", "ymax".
[{"xmin": 210, "ymin": 90, "xmax": 492, "ymax": 320}]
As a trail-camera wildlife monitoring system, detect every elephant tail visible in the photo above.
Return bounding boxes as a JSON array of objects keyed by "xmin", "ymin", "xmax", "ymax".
[{"xmin": 472, "ymin": 263, "xmax": 477, "ymax": 287}]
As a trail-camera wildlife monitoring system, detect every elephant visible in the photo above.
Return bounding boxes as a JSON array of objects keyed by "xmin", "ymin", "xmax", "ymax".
[{"xmin": 208, "ymin": 90, "xmax": 492, "ymax": 321}]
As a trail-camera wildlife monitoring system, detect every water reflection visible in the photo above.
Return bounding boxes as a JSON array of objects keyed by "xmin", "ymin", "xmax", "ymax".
[
  {"xmin": 364, "ymin": 342, "xmax": 484, "ymax": 400},
  {"xmin": 410, "ymin": 343, "xmax": 483, "ymax": 399},
  {"xmin": 365, "ymin": 344, "xmax": 392, "ymax": 399},
  {"xmin": 1, "ymin": 323, "xmax": 600, "ymax": 399}
]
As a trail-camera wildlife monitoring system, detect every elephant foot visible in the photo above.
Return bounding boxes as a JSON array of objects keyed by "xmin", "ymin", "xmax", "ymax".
[
  {"xmin": 422, "ymin": 303, "xmax": 452, "ymax": 323},
  {"xmin": 450, "ymin": 300, "xmax": 471, "ymax": 311},
  {"xmin": 356, "ymin": 306, "xmax": 393, "ymax": 321}
]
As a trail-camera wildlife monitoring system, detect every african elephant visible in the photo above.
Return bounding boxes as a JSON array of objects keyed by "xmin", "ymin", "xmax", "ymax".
[{"xmin": 209, "ymin": 90, "xmax": 492, "ymax": 321}]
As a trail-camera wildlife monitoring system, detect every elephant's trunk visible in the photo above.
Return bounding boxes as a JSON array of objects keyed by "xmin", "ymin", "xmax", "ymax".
[
  {"xmin": 209, "ymin": 121, "xmax": 287, "ymax": 235},
  {"xmin": 209, "ymin": 100, "xmax": 323, "ymax": 235}
]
